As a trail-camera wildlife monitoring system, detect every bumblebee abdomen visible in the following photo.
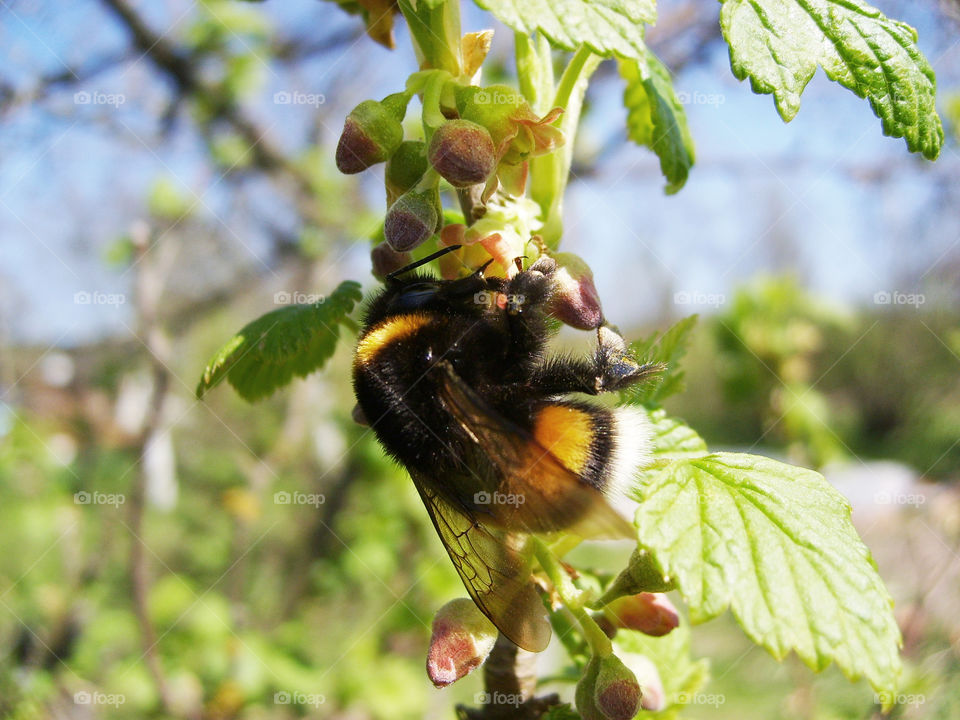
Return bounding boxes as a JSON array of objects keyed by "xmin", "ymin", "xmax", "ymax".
[{"xmin": 531, "ymin": 402, "xmax": 614, "ymax": 491}]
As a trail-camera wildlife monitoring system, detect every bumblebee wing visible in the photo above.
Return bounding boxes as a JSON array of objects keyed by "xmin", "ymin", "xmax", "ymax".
[
  {"xmin": 436, "ymin": 360, "xmax": 633, "ymax": 540},
  {"xmin": 412, "ymin": 475, "xmax": 551, "ymax": 652}
]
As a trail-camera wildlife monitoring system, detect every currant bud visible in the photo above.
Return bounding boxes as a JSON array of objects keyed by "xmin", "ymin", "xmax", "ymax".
[
  {"xmin": 428, "ymin": 119, "xmax": 497, "ymax": 188},
  {"xmin": 335, "ymin": 96, "xmax": 406, "ymax": 174},
  {"xmin": 548, "ymin": 252, "xmax": 604, "ymax": 330},
  {"xmin": 385, "ymin": 140, "xmax": 428, "ymax": 203},
  {"xmin": 594, "ymin": 654, "xmax": 642, "ymax": 720},
  {"xmin": 370, "ymin": 241, "xmax": 412, "ymax": 280},
  {"xmin": 603, "ymin": 593, "xmax": 679, "ymax": 637},
  {"xmin": 426, "ymin": 598, "xmax": 498, "ymax": 687},
  {"xmin": 384, "ymin": 188, "xmax": 440, "ymax": 252}
]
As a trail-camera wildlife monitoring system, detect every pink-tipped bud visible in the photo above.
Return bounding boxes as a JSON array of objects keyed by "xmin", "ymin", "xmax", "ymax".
[
  {"xmin": 384, "ymin": 188, "xmax": 440, "ymax": 252},
  {"xmin": 617, "ymin": 651, "xmax": 666, "ymax": 712},
  {"xmin": 603, "ymin": 593, "xmax": 679, "ymax": 637},
  {"xmin": 336, "ymin": 99, "xmax": 405, "ymax": 174},
  {"xmin": 595, "ymin": 654, "xmax": 642, "ymax": 720},
  {"xmin": 426, "ymin": 598, "xmax": 498, "ymax": 687},
  {"xmin": 548, "ymin": 252, "xmax": 603, "ymax": 330},
  {"xmin": 371, "ymin": 242, "xmax": 412, "ymax": 280},
  {"xmin": 428, "ymin": 120, "xmax": 497, "ymax": 188}
]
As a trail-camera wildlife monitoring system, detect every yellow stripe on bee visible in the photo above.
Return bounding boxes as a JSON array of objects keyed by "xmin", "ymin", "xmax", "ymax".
[
  {"xmin": 355, "ymin": 313, "xmax": 432, "ymax": 366},
  {"xmin": 533, "ymin": 405, "xmax": 594, "ymax": 475}
]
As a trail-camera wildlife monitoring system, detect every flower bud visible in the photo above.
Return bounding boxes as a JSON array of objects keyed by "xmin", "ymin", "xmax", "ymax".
[
  {"xmin": 336, "ymin": 98, "xmax": 405, "ymax": 174},
  {"xmin": 575, "ymin": 656, "xmax": 603, "ymax": 720},
  {"xmin": 428, "ymin": 120, "xmax": 497, "ymax": 188},
  {"xmin": 384, "ymin": 188, "xmax": 440, "ymax": 252},
  {"xmin": 385, "ymin": 140, "xmax": 428, "ymax": 204},
  {"xmin": 603, "ymin": 593, "xmax": 679, "ymax": 637},
  {"xmin": 597, "ymin": 549, "xmax": 675, "ymax": 607},
  {"xmin": 370, "ymin": 241, "xmax": 412, "ymax": 280},
  {"xmin": 547, "ymin": 252, "xmax": 603, "ymax": 330},
  {"xmin": 594, "ymin": 654, "xmax": 642, "ymax": 720},
  {"xmin": 616, "ymin": 651, "xmax": 666, "ymax": 712},
  {"xmin": 426, "ymin": 598, "xmax": 498, "ymax": 687}
]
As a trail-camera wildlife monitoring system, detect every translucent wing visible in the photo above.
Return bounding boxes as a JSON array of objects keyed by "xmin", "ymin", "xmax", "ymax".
[
  {"xmin": 435, "ymin": 360, "xmax": 633, "ymax": 540},
  {"xmin": 412, "ymin": 474, "xmax": 552, "ymax": 652}
]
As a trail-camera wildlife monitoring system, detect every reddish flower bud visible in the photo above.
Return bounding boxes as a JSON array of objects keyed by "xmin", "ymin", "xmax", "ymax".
[
  {"xmin": 426, "ymin": 598, "xmax": 497, "ymax": 687},
  {"xmin": 428, "ymin": 120, "xmax": 497, "ymax": 188},
  {"xmin": 603, "ymin": 593, "xmax": 679, "ymax": 637},
  {"xmin": 385, "ymin": 140, "xmax": 428, "ymax": 204},
  {"xmin": 336, "ymin": 98, "xmax": 405, "ymax": 174},
  {"xmin": 371, "ymin": 241, "xmax": 412, "ymax": 280},
  {"xmin": 595, "ymin": 654, "xmax": 642, "ymax": 720},
  {"xmin": 547, "ymin": 252, "xmax": 604, "ymax": 330},
  {"xmin": 575, "ymin": 656, "xmax": 603, "ymax": 720},
  {"xmin": 617, "ymin": 651, "xmax": 666, "ymax": 712},
  {"xmin": 384, "ymin": 188, "xmax": 440, "ymax": 252}
]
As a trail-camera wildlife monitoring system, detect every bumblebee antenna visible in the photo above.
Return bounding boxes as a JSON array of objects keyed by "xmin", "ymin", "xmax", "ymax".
[{"xmin": 386, "ymin": 244, "xmax": 463, "ymax": 280}]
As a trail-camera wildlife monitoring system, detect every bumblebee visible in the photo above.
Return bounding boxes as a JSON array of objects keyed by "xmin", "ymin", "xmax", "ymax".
[{"xmin": 352, "ymin": 246, "xmax": 659, "ymax": 651}]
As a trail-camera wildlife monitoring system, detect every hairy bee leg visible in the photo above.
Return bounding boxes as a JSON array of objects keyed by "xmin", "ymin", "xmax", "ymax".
[{"xmin": 594, "ymin": 326, "xmax": 664, "ymax": 392}]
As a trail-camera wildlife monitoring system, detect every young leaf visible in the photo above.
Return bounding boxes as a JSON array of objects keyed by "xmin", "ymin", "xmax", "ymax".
[
  {"xmin": 647, "ymin": 409, "xmax": 708, "ymax": 459},
  {"xmin": 720, "ymin": 0, "xmax": 943, "ymax": 159},
  {"xmin": 196, "ymin": 280, "xmax": 363, "ymax": 402},
  {"xmin": 632, "ymin": 452, "xmax": 902, "ymax": 697},
  {"xmin": 621, "ymin": 315, "xmax": 697, "ymax": 407},
  {"xmin": 619, "ymin": 52, "xmax": 695, "ymax": 194},
  {"xmin": 473, "ymin": 0, "xmax": 654, "ymax": 59}
]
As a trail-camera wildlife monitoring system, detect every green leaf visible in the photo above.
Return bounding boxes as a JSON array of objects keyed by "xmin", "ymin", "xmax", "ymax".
[
  {"xmin": 621, "ymin": 315, "xmax": 697, "ymax": 407},
  {"xmin": 196, "ymin": 280, "xmax": 363, "ymax": 402},
  {"xmin": 473, "ymin": 0, "xmax": 655, "ymax": 59},
  {"xmin": 619, "ymin": 52, "xmax": 695, "ymax": 194},
  {"xmin": 647, "ymin": 409, "xmax": 708, "ymax": 459},
  {"xmin": 720, "ymin": 0, "xmax": 943, "ymax": 159},
  {"xmin": 633, "ymin": 452, "xmax": 902, "ymax": 697},
  {"xmin": 541, "ymin": 703, "xmax": 581, "ymax": 720}
]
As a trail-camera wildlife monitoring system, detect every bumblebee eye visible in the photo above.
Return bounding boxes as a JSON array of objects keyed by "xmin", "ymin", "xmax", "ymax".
[{"xmin": 390, "ymin": 281, "xmax": 440, "ymax": 310}]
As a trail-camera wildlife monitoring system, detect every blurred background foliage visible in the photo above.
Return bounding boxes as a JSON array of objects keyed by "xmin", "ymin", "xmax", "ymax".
[{"xmin": 1, "ymin": 0, "xmax": 959, "ymax": 719}]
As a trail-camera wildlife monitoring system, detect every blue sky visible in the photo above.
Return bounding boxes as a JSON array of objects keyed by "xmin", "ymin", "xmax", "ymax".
[{"xmin": 0, "ymin": 0, "xmax": 957, "ymax": 344}]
